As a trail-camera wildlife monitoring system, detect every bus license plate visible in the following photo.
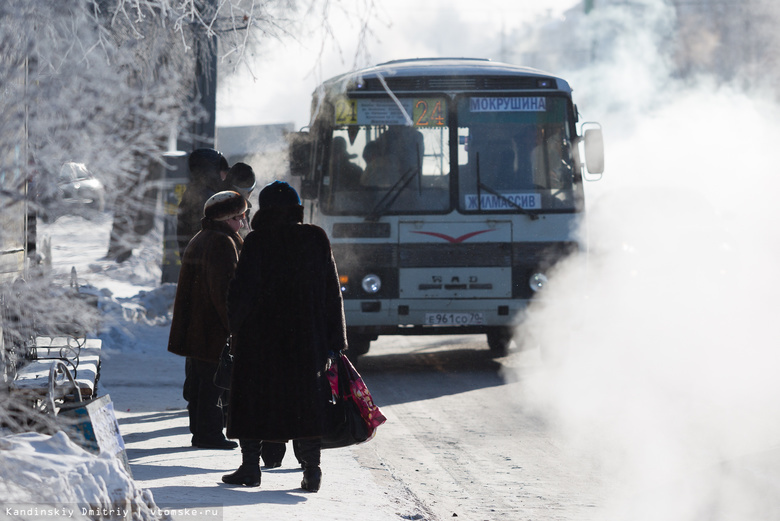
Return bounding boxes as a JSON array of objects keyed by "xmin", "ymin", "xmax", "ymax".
[{"xmin": 424, "ymin": 312, "xmax": 485, "ymax": 326}]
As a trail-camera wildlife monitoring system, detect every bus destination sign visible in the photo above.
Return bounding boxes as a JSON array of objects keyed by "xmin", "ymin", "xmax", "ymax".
[{"xmin": 335, "ymin": 98, "xmax": 447, "ymax": 127}]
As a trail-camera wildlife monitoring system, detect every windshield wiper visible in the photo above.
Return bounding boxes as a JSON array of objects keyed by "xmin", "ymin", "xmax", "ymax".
[
  {"xmin": 475, "ymin": 153, "xmax": 538, "ymax": 220},
  {"xmin": 365, "ymin": 164, "xmax": 419, "ymax": 221}
]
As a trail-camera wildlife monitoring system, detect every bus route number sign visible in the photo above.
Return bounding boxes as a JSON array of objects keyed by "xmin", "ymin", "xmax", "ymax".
[
  {"xmin": 335, "ymin": 99, "xmax": 357, "ymax": 125},
  {"xmin": 413, "ymin": 98, "xmax": 446, "ymax": 127}
]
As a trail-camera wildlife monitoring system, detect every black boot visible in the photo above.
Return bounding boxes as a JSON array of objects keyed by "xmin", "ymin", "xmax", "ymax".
[
  {"xmin": 222, "ymin": 440, "xmax": 261, "ymax": 487},
  {"xmin": 261, "ymin": 441, "xmax": 286, "ymax": 468},
  {"xmin": 222, "ymin": 464, "xmax": 261, "ymax": 487},
  {"xmin": 297, "ymin": 438, "xmax": 322, "ymax": 492},
  {"xmin": 301, "ymin": 465, "xmax": 322, "ymax": 492}
]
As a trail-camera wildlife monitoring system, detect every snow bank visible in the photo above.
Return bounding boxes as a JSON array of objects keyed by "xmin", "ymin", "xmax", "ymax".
[{"xmin": 0, "ymin": 432, "xmax": 169, "ymax": 520}]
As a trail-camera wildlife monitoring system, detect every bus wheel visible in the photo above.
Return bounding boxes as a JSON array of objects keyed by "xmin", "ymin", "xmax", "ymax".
[
  {"xmin": 346, "ymin": 332, "xmax": 372, "ymax": 357},
  {"xmin": 486, "ymin": 327, "xmax": 513, "ymax": 357}
]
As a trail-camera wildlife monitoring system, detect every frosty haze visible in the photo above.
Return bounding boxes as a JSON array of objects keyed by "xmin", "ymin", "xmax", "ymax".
[{"xmin": 509, "ymin": 2, "xmax": 780, "ymax": 520}]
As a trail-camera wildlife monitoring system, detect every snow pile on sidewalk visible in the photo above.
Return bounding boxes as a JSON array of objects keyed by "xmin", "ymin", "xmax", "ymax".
[
  {"xmin": 0, "ymin": 214, "xmax": 175, "ymax": 520},
  {"xmin": 0, "ymin": 432, "xmax": 169, "ymax": 520}
]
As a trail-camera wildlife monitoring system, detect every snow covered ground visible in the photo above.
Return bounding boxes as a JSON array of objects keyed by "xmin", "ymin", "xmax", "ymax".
[{"xmin": 1, "ymin": 212, "xmax": 414, "ymax": 521}]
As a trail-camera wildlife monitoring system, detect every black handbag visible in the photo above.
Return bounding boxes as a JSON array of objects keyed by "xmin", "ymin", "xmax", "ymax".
[
  {"xmin": 213, "ymin": 338, "xmax": 233, "ymax": 390},
  {"xmin": 321, "ymin": 354, "xmax": 370, "ymax": 449}
]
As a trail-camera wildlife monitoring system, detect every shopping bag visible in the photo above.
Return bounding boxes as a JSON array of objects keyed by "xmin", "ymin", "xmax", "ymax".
[
  {"xmin": 340, "ymin": 353, "xmax": 387, "ymax": 432},
  {"xmin": 322, "ymin": 353, "xmax": 386, "ymax": 449},
  {"xmin": 321, "ymin": 389, "xmax": 370, "ymax": 449}
]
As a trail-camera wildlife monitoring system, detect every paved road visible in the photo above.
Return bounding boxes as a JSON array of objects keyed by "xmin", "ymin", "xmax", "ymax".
[
  {"xmin": 101, "ymin": 334, "xmax": 607, "ymax": 520},
  {"xmin": 351, "ymin": 335, "xmax": 606, "ymax": 521}
]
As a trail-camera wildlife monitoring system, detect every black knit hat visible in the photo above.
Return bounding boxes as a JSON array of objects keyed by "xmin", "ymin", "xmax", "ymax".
[
  {"xmin": 203, "ymin": 190, "xmax": 247, "ymax": 221},
  {"xmin": 258, "ymin": 180, "xmax": 301, "ymax": 210},
  {"xmin": 189, "ymin": 148, "xmax": 229, "ymax": 178}
]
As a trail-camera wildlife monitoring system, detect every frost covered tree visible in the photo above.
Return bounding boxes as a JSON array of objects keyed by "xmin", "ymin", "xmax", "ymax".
[{"xmin": 0, "ymin": 0, "xmax": 374, "ymax": 429}]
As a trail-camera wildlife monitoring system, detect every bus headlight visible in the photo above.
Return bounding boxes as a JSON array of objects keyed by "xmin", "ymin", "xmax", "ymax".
[
  {"xmin": 361, "ymin": 274, "xmax": 382, "ymax": 294},
  {"xmin": 529, "ymin": 273, "xmax": 548, "ymax": 292}
]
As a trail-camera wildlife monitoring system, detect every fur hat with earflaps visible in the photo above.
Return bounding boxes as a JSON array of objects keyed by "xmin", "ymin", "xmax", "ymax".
[{"xmin": 203, "ymin": 190, "xmax": 247, "ymax": 221}]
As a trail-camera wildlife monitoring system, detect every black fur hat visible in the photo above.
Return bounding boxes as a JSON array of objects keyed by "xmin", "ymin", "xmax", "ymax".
[
  {"xmin": 189, "ymin": 148, "xmax": 229, "ymax": 178},
  {"xmin": 203, "ymin": 190, "xmax": 247, "ymax": 221}
]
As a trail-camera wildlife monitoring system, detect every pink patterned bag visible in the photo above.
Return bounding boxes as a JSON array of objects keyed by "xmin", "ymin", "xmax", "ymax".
[{"xmin": 326, "ymin": 353, "xmax": 386, "ymax": 440}]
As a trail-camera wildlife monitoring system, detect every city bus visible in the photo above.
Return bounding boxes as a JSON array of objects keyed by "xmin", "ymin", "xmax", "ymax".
[{"xmin": 289, "ymin": 58, "xmax": 604, "ymax": 356}]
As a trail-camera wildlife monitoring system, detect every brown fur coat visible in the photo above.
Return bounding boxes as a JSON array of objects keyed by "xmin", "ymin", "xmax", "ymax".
[{"xmin": 167, "ymin": 218, "xmax": 243, "ymax": 362}]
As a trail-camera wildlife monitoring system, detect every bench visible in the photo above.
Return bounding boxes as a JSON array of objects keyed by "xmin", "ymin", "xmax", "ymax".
[{"xmin": 11, "ymin": 336, "xmax": 102, "ymax": 404}]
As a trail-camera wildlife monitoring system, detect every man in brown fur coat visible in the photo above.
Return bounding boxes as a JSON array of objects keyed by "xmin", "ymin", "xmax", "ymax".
[{"xmin": 168, "ymin": 190, "xmax": 247, "ymax": 449}]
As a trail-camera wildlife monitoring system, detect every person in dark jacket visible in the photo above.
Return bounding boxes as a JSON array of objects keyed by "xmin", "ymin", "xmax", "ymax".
[
  {"xmin": 222, "ymin": 162, "xmax": 256, "ymax": 237},
  {"xmin": 223, "ymin": 180, "xmax": 347, "ymax": 491},
  {"xmin": 176, "ymin": 148, "xmax": 230, "ymax": 258},
  {"xmin": 168, "ymin": 190, "xmax": 247, "ymax": 450}
]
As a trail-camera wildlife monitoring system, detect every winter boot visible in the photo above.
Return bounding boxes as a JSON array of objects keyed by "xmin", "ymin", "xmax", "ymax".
[
  {"xmin": 261, "ymin": 441, "xmax": 286, "ymax": 468},
  {"xmin": 222, "ymin": 440, "xmax": 261, "ymax": 487},
  {"xmin": 301, "ymin": 465, "xmax": 322, "ymax": 492},
  {"xmin": 296, "ymin": 438, "xmax": 322, "ymax": 492}
]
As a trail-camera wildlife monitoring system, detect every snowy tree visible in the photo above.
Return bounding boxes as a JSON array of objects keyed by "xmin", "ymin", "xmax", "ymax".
[{"xmin": 0, "ymin": 0, "xmax": 374, "ymax": 430}]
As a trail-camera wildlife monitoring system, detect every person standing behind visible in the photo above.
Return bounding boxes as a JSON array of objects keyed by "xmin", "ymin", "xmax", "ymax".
[
  {"xmin": 223, "ymin": 181, "xmax": 347, "ymax": 491},
  {"xmin": 176, "ymin": 148, "xmax": 230, "ymax": 258},
  {"xmin": 168, "ymin": 191, "xmax": 247, "ymax": 450},
  {"xmin": 222, "ymin": 162, "xmax": 257, "ymax": 237}
]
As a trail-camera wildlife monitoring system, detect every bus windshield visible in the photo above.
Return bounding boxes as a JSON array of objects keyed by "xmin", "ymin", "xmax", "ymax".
[
  {"xmin": 319, "ymin": 96, "xmax": 451, "ymax": 216},
  {"xmin": 318, "ymin": 95, "xmax": 579, "ymax": 216},
  {"xmin": 457, "ymin": 96, "xmax": 577, "ymax": 213}
]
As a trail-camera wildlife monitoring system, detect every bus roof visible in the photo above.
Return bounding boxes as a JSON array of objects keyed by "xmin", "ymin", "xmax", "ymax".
[{"xmin": 319, "ymin": 57, "xmax": 572, "ymax": 95}]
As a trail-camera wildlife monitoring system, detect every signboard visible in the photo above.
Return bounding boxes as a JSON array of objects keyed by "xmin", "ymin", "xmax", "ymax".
[
  {"xmin": 469, "ymin": 97, "xmax": 547, "ymax": 112},
  {"xmin": 335, "ymin": 98, "xmax": 447, "ymax": 127},
  {"xmin": 59, "ymin": 394, "xmax": 132, "ymax": 475},
  {"xmin": 464, "ymin": 193, "xmax": 541, "ymax": 211}
]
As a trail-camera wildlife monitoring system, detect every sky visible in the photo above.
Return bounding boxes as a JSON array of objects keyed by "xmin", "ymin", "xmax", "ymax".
[{"xmin": 217, "ymin": 0, "xmax": 582, "ymax": 129}]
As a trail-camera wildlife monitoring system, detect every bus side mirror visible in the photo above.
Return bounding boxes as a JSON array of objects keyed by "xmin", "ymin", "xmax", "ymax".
[
  {"xmin": 288, "ymin": 131, "xmax": 312, "ymax": 177},
  {"xmin": 583, "ymin": 127, "xmax": 604, "ymax": 175}
]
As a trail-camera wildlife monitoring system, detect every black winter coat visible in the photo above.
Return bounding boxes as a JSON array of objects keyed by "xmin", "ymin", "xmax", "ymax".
[{"xmin": 226, "ymin": 221, "xmax": 347, "ymax": 441}]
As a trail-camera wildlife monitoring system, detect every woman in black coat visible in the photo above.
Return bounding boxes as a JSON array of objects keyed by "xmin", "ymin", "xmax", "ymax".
[{"xmin": 223, "ymin": 181, "xmax": 347, "ymax": 492}]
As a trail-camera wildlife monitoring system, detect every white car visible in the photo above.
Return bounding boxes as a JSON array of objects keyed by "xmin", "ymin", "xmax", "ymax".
[
  {"xmin": 57, "ymin": 162, "xmax": 105, "ymax": 212},
  {"xmin": 38, "ymin": 162, "xmax": 106, "ymax": 222}
]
